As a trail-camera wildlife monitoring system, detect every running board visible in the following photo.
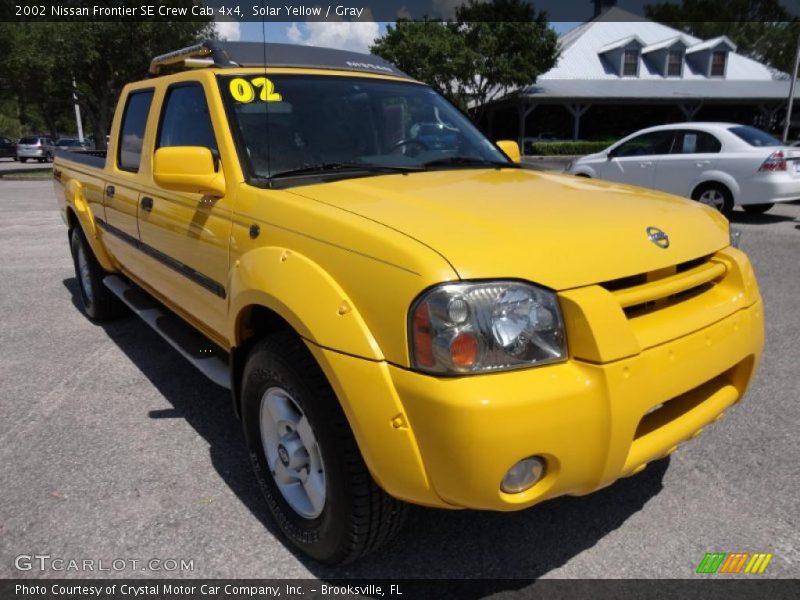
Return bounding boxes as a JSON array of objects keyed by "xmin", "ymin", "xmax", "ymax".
[{"xmin": 103, "ymin": 275, "xmax": 230, "ymax": 389}]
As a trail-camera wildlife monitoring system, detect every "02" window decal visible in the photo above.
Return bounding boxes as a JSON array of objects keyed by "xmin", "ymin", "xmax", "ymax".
[{"xmin": 228, "ymin": 77, "xmax": 283, "ymax": 103}]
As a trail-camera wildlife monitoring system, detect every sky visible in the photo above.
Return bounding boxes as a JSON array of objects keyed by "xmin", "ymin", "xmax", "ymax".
[{"xmin": 215, "ymin": 21, "xmax": 580, "ymax": 53}]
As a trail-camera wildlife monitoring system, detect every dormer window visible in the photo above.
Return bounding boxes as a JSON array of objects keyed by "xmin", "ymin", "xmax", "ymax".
[
  {"xmin": 710, "ymin": 51, "xmax": 727, "ymax": 76},
  {"xmin": 623, "ymin": 49, "xmax": 639, "ymax": 76},
  {"xmin": 667, "ymin": 50, "xmax": 683, "ymax": 76}
]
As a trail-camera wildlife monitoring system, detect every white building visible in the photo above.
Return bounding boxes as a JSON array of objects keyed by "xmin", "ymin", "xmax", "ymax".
[{"xmin": 486, "ymin": 4, "xmax": 794, "ymax": 145}]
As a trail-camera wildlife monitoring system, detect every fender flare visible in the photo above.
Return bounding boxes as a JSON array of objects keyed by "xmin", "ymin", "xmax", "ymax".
[
  {"xmin": 228, "ymin": 246, "xmax": 383, "ymax": 361},
  {"xmin": 64, "ymin": 179, "xmax": 116, "ymax": 272}
]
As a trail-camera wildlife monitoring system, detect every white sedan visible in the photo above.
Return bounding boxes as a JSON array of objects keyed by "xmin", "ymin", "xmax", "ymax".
[{"xmin": 566, "ymin": 122, "xmax": 800, "ymax": 217}]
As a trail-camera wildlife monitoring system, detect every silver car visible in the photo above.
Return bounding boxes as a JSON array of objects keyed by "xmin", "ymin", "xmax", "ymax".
[
  {"xmin": 16, "ymin": 136, "xmax": 55, "ymax": 163},
  {"xmin": 566, "ymin": 123, "xmax": 800, "ymax": 217}
]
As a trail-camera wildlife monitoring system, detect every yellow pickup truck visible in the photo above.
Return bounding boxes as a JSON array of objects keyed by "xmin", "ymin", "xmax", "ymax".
[{"xmin": 53, "ymin": 41, "xmax": 764, "ymax": 564}]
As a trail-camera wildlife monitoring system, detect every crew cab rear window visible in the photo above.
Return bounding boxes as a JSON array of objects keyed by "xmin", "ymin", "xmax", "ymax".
[
  {"xmin": 729, "ymin": 126, "xmax": 781, "ymax": 147},
  {"xmin": 157, "ymin": 84, "xmax": 218, "ymax": 153},
  {"xmin": 117, "ymin": 90, "xmax": 154, "ymax": 172}
]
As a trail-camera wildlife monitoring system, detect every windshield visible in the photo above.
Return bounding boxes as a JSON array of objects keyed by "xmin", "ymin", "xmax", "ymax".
[
  {"xmin": 219, "ymin": 74, "xmax": 510, "ymax": 181},
  {"xmin": 729, "ymin": 126, "xmax": 782, "ymax": 147}
]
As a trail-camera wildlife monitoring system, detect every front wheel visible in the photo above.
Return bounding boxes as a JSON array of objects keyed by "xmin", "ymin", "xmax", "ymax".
[
  {"xmin": 742, "ymin": 203, "xmax": 774, "ymax": 214},
  {"xmin": 692, "ymin": 183, "xmax": 734, "ymax": 218},
  {"xmin": 69, "ymin": 227, "xmax": 125, "ymax": 321},
  {"xmin": 241, "ymin": 332, "xmax": 407, "ymax": 565},
  {"xmin": 19, "ymin": 157, "xmax": 27, "ymax": 163}
]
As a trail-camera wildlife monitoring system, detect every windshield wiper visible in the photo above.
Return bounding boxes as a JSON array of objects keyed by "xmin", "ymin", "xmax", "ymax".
[
  {"xmin": 422, "ymin": 156, "xmax": 515, "ymax": 169},
  {"xmin": 270, "ymin": 161, "xmax": 422, "ymax": 179}
]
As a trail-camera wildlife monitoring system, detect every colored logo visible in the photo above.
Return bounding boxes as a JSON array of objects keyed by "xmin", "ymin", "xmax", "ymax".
[{"xmin": 696, "ymin": 552, "xmax": 773, "ymax": 574}]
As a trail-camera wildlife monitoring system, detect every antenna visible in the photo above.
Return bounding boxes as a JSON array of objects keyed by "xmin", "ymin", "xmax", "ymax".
[{"xmin": 261, "ymin": 3, "xmax": 273, "ymax": 185}]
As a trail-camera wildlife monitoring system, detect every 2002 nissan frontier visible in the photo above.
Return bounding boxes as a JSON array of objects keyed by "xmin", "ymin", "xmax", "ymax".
[{"xmin": 52, "ymin": 41, "xmax": 764, "ymax": 564}]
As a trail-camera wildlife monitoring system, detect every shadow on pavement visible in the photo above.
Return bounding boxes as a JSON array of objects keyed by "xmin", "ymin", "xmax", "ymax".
[
  {"xmin": 63, "ymin": 277, "xmax": 669, "ymax": 591},
  {"xmin": 729, "ymin": 210, "xmax": 797, "ymax": 225}
]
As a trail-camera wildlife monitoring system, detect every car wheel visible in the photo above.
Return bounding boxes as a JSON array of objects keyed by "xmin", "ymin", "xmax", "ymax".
[
  {"xmin": 692, "ymin": 183, "xmax": 733, "ymax": 218},
  {"xmin": 742, "ymin": 203, "xmax": 774, "ymax": 214},
  {"xmin": 241, "ymin": 331, "xmax": 407, "ymax": 565},
  {"xmin": 574, "ymin": 173, "xmax": 591, "ymax": 178},
  {"xmin": 19, "ymin": 157, "xmax": 27, "ymax": 163},
  {"xmin": 69, "ymin": 227, "xmax": 126, "ymax": 321}
]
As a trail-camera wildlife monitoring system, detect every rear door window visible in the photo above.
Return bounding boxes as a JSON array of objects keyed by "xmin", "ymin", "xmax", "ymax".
[
  {"xmin": 117, "ymin": 89, "xmax": 154, "ymax": 172},
  {"xmin": 673, "ymin": 130, "xmax": 722, "ymax": 154}
]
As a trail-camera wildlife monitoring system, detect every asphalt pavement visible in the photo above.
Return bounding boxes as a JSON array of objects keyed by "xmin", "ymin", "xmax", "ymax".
[{"xmin": 0, "ymin": 179, "xmax": 798, "ymax": 583}]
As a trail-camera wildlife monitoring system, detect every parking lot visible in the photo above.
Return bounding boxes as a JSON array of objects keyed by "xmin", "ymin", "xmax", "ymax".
[{"xmin": 0, "ymin": 179, "xmax": 797, "ymax": 582}]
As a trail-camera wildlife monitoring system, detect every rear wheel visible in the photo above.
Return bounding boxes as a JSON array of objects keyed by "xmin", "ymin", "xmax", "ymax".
[
  {"xmin": 742, "ymin": 203, "xmax": 774, "ymax": 214},
  {"xmin": 692, "ymin": 183, "xmax": 733, "ymax": 218},
  {"xmin": 19, "ymin": 157, "xmax": 27, "ymax": 163},
  {"xmin": 241, "ymin": 332, "xmax": 407, "ymax": 565},
  {"xmin": 69, "ymin": 227, "xmax": 125, "ymax": 321}
]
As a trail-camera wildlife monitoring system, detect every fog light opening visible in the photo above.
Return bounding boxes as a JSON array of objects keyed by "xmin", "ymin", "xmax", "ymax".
[{"xmin": 501, "ymin": 456, "xmax": 545, "ymax": 494}]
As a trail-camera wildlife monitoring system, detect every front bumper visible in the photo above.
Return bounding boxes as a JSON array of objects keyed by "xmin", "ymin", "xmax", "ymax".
[{"xmin": 390, "ymin": 299, "xmax": 762, "ymax": 510}]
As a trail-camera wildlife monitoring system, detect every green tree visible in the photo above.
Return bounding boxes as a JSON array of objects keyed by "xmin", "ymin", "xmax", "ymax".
[
  {"xmin": 371, "ymin": 0, "xmax": 560, "ymax": 118},
  {"xmin": 646, "ymin": 0, "xmax": 800, "ymax": 75},
  {"xmin": 0, "ymin": 8, "xmax": 214, "ymax": 146}
]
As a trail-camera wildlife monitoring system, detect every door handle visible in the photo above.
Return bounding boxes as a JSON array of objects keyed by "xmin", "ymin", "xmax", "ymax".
[
  {"xmin": 141, "ymin": 196, "xmax": 154, "ymax": 212},
  {"xmin": 696, "ymin": 161, "xmax": 710, "ymax": 167},
  {"xmin": 640, "ymin": 161, "xmax": 653, "ymax": 167},
  {"xmin": 105, "ymin": 185, "xmax": 115, "ymax": 198}
]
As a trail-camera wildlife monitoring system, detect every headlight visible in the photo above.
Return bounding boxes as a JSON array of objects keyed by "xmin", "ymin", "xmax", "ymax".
[{"xmin": 409, "ymin": 281, "xmax": 567, "ymax": 374}]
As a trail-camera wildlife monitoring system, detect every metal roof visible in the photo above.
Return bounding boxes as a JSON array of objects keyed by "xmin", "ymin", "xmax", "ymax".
[
  {"xmin": 542, "ymin": 7, "xmax": 781, "ymax": 82},
  {"xmin": 520, "ymin": 78, "xmax": 793, "ymax": 101},
  {"xmin": 684, "ymin": 36, "xmax": 737, "ymax": 54},
  {"xmin": 641, "ymin": 36, "xmax": 691, "ymax": 54},
  {"xmin": 149, "ymin": 40, "xmax": 412, "ymax": 79}
]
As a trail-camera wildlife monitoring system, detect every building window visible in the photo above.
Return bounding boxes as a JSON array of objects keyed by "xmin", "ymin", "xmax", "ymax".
[
  {"xmin": 623, "ymin": 49, "xmax": 639, "ymax": 76},
  {"xmin": 667, "ymin": 50, "xmax": 683, "ymax": 76},
  {"xmin": 710, "ymin": 51, "xmax": 727, "ymax": 76}
]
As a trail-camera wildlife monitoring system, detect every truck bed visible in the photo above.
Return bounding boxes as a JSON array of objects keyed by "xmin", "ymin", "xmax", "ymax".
[{"xmin": 54, "ymin": 149, "xmax": 106, "ymax": 169}]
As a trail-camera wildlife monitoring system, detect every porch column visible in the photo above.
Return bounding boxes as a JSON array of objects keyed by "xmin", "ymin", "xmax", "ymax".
[
  {"xmin": 518, "ymin": 103, "xmax": 537, "ymax": 149},
  {"xmin": 679, "ymin": 103, "xmax": 702, "ymax": 121},
  {"xmin": 566, "ymin": 103, "xmax": 590, "ymax": 141}
]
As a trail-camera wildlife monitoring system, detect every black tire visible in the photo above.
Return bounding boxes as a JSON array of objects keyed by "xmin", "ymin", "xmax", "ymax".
[
  {"xmin": 19, "ymin": 157, "xmax": 27, "ymax": 163},
  {"xmin": 574, "ymin": 173, "xmax": 591, "ymax": 178},
  {"xmin": 69, "ymin": 227, "xmax": 125, "ymax": 321},
  {"xmin": 241, "ymin": 331, "xmax": 407, "ymax": 565},
  {"xmin": 742, "ymin": 203, "xmax": 774, "ymax": 214},
  {"xmin": 691, "ymin": 183, "xmax": 734, "ymax": 218}
]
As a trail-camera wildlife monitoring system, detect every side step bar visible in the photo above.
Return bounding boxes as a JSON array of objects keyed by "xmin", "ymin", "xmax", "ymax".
[{"xmin": 104, "ymin": 275, "xmax": 231, "ymax": 389}]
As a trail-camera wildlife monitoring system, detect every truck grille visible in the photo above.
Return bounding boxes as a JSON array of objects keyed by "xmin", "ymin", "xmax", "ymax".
[{"xmin": 600, "ymin": 256, "xmax": 725, "ymax": 318}]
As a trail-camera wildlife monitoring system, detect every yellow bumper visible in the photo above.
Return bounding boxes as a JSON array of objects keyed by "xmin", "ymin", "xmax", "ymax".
[{"xmin": 313, "ymin": 298, "xmax": 763, "ymax": 511}]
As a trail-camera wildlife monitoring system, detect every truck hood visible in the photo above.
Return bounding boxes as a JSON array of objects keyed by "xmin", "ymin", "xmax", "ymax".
[{"xmin": 289, "ymin": 168, "xmax": 730, "ymax": 290}]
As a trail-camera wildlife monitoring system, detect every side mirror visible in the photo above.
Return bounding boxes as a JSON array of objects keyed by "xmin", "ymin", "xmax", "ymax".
[
  {"xmin": 607, "ymin": 149, "xmax": 617, "ymax": 160},
  {"xmin": 495, "ymin": 140, "xmax": 521, "ymax": 163},
  {"xmin": 153, "ymin": 146, "xmax": 226, "ymax": 197}
]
